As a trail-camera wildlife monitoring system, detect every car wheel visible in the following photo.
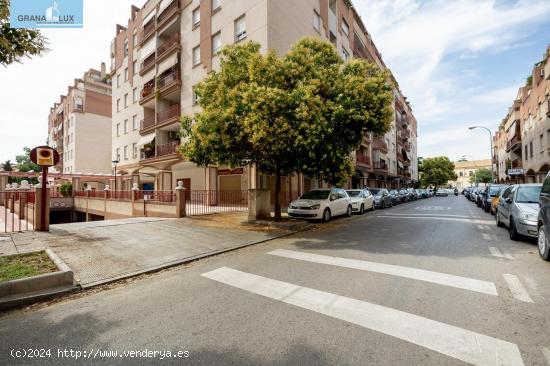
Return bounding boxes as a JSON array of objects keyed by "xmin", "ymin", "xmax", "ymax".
[
  {"xmin": 381, "ymin": 201, "xmax": 385, "ymax": 209},
  {"xmin": 371, "ymin": 204, "xmax": 376, "ymax": 211},
  {"xmin": 322, "ymin": 208, "xmax": 331, "ymax": 223},
  {"xmin": 359, "ymin": 204, "xmax": 364, "ymax": 215},
  {"xmin": 495, "ymin": 210, "xmax": 504, "ymax": 227},
  {"xmin": 509, "ymin": 218, "xmax": 520, "ymax": 241},
  {"xmin": 484, "ymin": 203, "xmax": 490, "ymax": 213},
  {"xmin": 538, "ymin": 226, "xmax": 550, "ymax": 261},
  {"xmin": 346, "ymin": 205, "xmax": 353, "ymax": 217}
]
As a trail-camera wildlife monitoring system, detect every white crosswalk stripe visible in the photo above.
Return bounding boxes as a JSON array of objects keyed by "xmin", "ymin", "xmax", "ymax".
[
  {"xmin": 202, "ymin": 267, "xmax": 525, "ymax": 366},
  {"xmin": 268, "ymin": 249, "xmax": 498, "ymax": 296},
  {"xmin": 503, "ymin": 274, "xmax": 534, "ymax": 303},
  {"xmin": 489, "ymin": 247, "xmax": 514, "ymax": 260}
]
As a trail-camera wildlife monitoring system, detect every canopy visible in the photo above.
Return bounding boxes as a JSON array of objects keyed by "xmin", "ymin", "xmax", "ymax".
[
  {"xmin": 140, "ymin": 38, "xmax": 156, "ymax": 61},
  {"xmin": 143, "ymin": 9, "xmax": 156, "ymax": 26},
  {"xmin": 138, "ymin": 133, "xmax": 155, "ymax": 147},
  {"xmin": 158, "ymin": 53, "xmax": 178, "ymax": 74}
]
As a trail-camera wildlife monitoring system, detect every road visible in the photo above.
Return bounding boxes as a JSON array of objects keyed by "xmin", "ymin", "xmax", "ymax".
[{"xmin": 1, "ymin": 195, "xmax": 549, "ymax": 365}]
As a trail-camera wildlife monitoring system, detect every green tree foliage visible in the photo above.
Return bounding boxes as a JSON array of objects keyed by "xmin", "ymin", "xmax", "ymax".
[
  {"xmin": 181, "ymin": 38, "xmax": 393, "ymax": 219},
  {"xmin": 2, "ymin": 160, "xmax": 12, "ymax": 171},
  {"xmin": 419, "ymin": 156, "xmax": 457, "ymax": 190},
  {"xmin": 59, "ymin": 182, "xmax": 72, "ymax": 197},
  {"xmin": 15, "ymin": 147, "xmax": 40, "ymax": 173},
  {"xmin": 469, "ymin": 168, "xmax": 492, "ymax": 184},
  {"xmin": 0, "ymin": 0, "xmax": 48, "ymax": 66}
]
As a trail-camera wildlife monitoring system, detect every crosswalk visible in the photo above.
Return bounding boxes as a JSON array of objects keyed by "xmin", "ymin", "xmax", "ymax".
[{"xmin": 201, "ymin": 249, "xmax": 545, "ymax": 366}]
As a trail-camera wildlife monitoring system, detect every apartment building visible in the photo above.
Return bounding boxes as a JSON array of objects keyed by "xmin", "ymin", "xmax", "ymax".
[
  {"xmin": 110, "ymin": 0, "xmax": 418, "ymax": 197},
  {"xmin": 450, "ymin": 159, "xmax": 492, "ymax": 189},
  {"xmin": 47, "ymin": 64, "xmax": 112, "ymax": 174},
  {"xmin": 493, "ymin": 44, "xmax": 550, "ymax": 183}
]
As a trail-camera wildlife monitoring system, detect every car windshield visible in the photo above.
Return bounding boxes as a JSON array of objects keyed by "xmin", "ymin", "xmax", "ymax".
[
  {"xmin": 515, "ymin": 186, "xmax": 542, "ymax": 203},
  {"xmin": 346, "ymin": 190, "xmax": 361, "ymax": 197},
  {"xmin": 300, "ymin": 190, "xmax": 330, "ymax": 200},
  {"xmin": 370, "ymin": 189, "xmax": 380, "ymax": 195},
  {"xmin": 488, "ymin": 186, "xmax": 502, "ymax": 196}
]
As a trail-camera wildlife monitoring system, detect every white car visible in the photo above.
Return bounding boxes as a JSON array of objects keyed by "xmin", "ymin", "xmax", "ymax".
[
  {"xmin": 288, "ymin": 188, "xmax": 352, "ymax": 222},
  {"xmin": 346, "ymin": 189, "xmax": 375, "ymax": 214},
  {"xmin": 435, "ymin": 189, "xmax": 449, "ymax": 197}
]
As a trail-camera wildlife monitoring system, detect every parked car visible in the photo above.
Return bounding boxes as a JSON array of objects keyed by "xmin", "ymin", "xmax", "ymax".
[
  {"xmin": 399, "ymin": 189, "xmax": 410, "ymax": 202},
  {"xmin": 495, "ymin": 184, "xmax": 542, "ymax": 240},
  {"xmin": 435, "ymin": 188, "xmax": 448, "ymax": 196},
  {"xmin": 407, "ymin": 188, "xmax": 418, "ymax": 201},
  {"xmin": 288, "ymin": 188, "xmax": 352, "ymax": 223},
  {"xmin": 389, "ymin": 190, "xmax": 402, "ymax": 205},
  {"xmin": 476, "ymin": 186, "xmax": 487, "ymax": 208},
  {"xmin": 415, "ymin": 189, "xmax": 424, "ymax": 199},
  {"xmin": 537, "ymin": 172, "xmax": 550, "ymax": 261},
  {"xmin": 488, "ymin": 184, "xmax": 507, "ymax": 215},
  {"xmin": 470, "ymin": 187, "xmax": 479, "ymax": 202},
  {"xmin": 346, "ymin": 189, "xmax": 375, "ymax": 214},
  {"xmin": 370, "ymin": 188, "xmax": 393, "ymax": 209}
]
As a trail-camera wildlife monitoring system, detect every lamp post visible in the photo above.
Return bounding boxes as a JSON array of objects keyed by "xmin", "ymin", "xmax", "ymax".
[
  {"xmin": 112, "ymin": 159, "xmax": 119, "ymax": 194},
  {"xmin": 468, "ymin": 126, "xmax": 495, "ymax": 183}
]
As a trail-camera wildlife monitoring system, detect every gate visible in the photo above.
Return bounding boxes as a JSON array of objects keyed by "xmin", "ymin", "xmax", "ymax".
[{"xmin": 0, "ymin": 191, "xmax": 35, "ymax": 233}]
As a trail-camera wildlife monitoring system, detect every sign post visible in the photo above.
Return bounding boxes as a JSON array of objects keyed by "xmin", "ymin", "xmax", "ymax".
[{"xmin": 30, "ymin": 146, "xmax": 60, "ymax": 231}]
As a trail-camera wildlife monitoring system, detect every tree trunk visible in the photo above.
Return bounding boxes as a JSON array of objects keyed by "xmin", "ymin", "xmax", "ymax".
[{"xmin": 274, "ymin": 169, "xmax": 282, "ymax": 221}]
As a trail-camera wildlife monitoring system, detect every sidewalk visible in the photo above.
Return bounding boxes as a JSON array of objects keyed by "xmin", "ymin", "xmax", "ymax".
[{"xmin": 0, "ymin": 216, "xmax": 292, "ymax": 288}]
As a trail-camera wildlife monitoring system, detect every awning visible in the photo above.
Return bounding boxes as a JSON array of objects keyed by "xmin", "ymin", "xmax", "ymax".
[
  {"xmin": 397, "ymin": 161, "xmax": 404, "ymax": 169},
  {"xmin": 138, "ymin": 133, "xmax": 155, "ymax": 147},
  {"xmin": 140, "ymin": 38, "xmax": 156, "ymax": 61},
  {"xmin": 143, "ymin": 9, "xmax": 156, "ymax": 26},
  {"xmin": 158, "ymin": 53, "xmax": 178, "ymax": 74},
  {"xmin": 404, "ymin": 151, "xmax": 412, "ymax": 161},
  {"xmin": 158, "ymin": 0, "xmax": 173, "ymax": 16}
]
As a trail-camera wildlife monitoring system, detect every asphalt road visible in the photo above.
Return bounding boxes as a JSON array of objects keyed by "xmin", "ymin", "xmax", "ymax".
[{"xmin": 1, "ymin": 195, "xmax": 549, "ymax": 366}]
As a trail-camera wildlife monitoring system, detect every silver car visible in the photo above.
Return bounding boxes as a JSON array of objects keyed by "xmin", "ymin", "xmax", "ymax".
[{"xmin": 495, "ymin": 184, "xmax": 542, "ymax": 240}]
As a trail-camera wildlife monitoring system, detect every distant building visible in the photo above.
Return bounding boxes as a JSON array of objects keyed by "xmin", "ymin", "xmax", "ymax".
[
  {"xmin": 47, "ymin": 63, "xmax": 112, "ymax": 174},
  {"xmin": 450, "ymin": 159, "xmax": 492, "ymax": 188}
]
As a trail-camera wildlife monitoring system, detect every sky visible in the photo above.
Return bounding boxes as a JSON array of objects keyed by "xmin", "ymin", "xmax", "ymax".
[{"xmin": 1, "ymin": 0, "xmax": 550, "ymax": 164}]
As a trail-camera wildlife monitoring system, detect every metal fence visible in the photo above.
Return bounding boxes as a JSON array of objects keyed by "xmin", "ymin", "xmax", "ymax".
[
  {"xmin": 0, "ymin": 191, "xmax": 35, "ymax": 233},
  {"xmin": 186, "ymin": 190, "xmax": 248, "ymax": 216}
]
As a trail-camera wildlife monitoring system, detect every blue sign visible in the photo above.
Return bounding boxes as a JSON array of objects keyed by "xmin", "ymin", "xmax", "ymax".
[{"xmin": 10, "ymin": 0, "xmax": 83, "ymax": 28}]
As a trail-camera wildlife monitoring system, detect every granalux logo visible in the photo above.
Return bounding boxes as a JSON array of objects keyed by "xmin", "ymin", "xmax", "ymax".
[{"xmin": 10, "ymin": 0, "xmax": 83, "ymax": 28}]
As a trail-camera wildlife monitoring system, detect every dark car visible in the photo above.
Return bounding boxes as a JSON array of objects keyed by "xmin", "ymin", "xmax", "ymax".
[
  {"xmin": 485, "ymin": 184, "xmax": 505, "ymax": 214},
  {"xmin": 406, "ymin": 188, "xmax": 418, "ymax": 201},
  {"xmin": 399, "ymin": 189, "xmax": 410, "ymax": 202},
  {"xmin": 389, "ymin": 190, "xmax": 402, "ymax": 205},
  {"xmin": 476, "ymin": 187, "xmax": 486, "ymax": 207},
  {"xmin": 538, "ymin": 172, "xmax": 550, "ymax": 261},
  {"xmin": 370, "ymin": 188, "xmax": 393, "ymax": 209}
]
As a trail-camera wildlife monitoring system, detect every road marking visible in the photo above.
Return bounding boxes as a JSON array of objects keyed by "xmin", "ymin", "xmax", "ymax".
[
  {"xmin": 374, "ymin": 215, "xmax": 494, "ymax": 225},
  {"xmin": 482, "ymin": 233, "xmax": 492, "ymax": 241},
  {"xmin": 542, "ymin": 347, "xmax": 550, "ymax": 365},
  {"xmin": 383, "ymin": 213, "xmax": 476, "ymax": 219},
  {"xmin": 503, "ymin": 274, "xmax": 534, "ymax": 303},
  {"xmin": 414, "ymin": 206, "xmax": 452, "ymax": 210},
  {"xmin": 489, "ymin": 247, "xmax": 513, "ymax": 260},
  {"xmin": 202, "ymin": 267, "xmax": 524, "ymax": 366},
  {"xmin": 268, "ymin": 249, "xmax": 498, "ymax": 296}
]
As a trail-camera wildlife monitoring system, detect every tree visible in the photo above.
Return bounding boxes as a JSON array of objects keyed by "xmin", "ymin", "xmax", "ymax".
[
  {"xmin": 469, "ymin": 168, "xmax": 492, "ymax": 184},
  {"xmin": 15, "ymin": 147, "xmax": 40, "ymax": 173},
  {"xmin": 2, "ymin": 160, "xmax": 12, "ymax": 171},
  {"xmin": 180, "ymin": 38, "xmax": 393, "ymax": 219},
  {"xmin": 0, "ymin": 0, "xmax": 48, "ymax": 66},
  {"xmin": 419, "ymin": 156, "xmax": 457, "ymax": 190},
  {"xmin": 59, "ymin": 182, "xmax": 73, "ymax": 197}
]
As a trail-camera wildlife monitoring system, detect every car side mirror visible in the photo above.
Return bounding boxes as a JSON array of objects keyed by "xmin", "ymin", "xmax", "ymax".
[{"xmin": 505, "ymin": 198, "xmax": 512, "ymax": 204}]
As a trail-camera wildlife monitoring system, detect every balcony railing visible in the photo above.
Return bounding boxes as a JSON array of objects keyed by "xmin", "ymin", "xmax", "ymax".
[
  {"xmin": 401, "ymin": 129, "xmax": 410, "ymax": 139},
  {"xmin": 140, "ymin": 52, "xmax": 156, "ymax": 74},
  {"xmin": 140, "ymin": 79, "xmax": 155, "ymax": 102},
  {"xmin": 511, "ymin": 159, "xmax": 521, "ymax": 168},
  {"xmin": 157, "ymin": 141, "xmax": 180, "ymax": 157},
  {"xmin": 373, "ymin": 160, "xmax": 388, "ymax": 171},
  {"xmin": 140, "ymin": 21, "xmax": 156, "ymax": 44},
  {"xmin": 157, "ymin": 33, "xmax": 180, "ymax": 58},
  {"xmin": 157, "ymin": 104, "xmax": 181, "ymax": 124},
  {"xmin": 157, "ymin": 69, "xmax": 180, "ymax": 90},
  {"xmin": 356, "ymin": 154, "xmax": 371, "ymax": 166},
  {"xmin": 157, "ymin": 0, "xmax": 180, "ymax": 26},
  {"xmin": 506, "ymin": 135, "xmax": 521, "ymax": 152},
  {"xmin": 141, "ymin": 115, "xmax": 155, "ymax": 130},
  {"xmin": 372, "ymin": 140, "xmax": 388, "ymax": 154}
]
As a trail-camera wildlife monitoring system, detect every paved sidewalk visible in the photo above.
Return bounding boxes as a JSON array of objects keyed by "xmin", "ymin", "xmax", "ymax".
[{"xmin": 0, "ymin": 217, "xmax": 290, "ymax": 287}]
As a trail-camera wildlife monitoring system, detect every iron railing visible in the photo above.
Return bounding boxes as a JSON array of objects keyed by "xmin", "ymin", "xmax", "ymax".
[
  {"xmin": 0, "ymin": 191, "xmax": 35, "ymax": 233},
  {"xmin": 186, "ymin": 190, "xmax": 248, "ymax": 216}
]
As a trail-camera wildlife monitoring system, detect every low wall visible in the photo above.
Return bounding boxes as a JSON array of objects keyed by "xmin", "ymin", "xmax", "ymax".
[{"xmin": 74, "ymin": 197, "xmax": 178, "ymax": 219}]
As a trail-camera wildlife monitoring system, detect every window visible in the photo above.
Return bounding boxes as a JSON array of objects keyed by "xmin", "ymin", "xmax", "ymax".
[
  {"xmin": 132, "ymin": 32, "xmax": 137, "ymax": 47},
  {"xmin": 525, "ymin": 145, "xmax": 528, "ymax": 160},
  {"xmin": 133, "ymin": 87, "xmax": 137, "ymax": 103},
  {"xmin": 459, "ymin": 171, "xmax": 463, "ymax": 177},
  {"xmin": 124, "ymin": 39, "xmax": 128, "ymax": 56},
  {"xmin": 313, "ymin": 10, "xmax": 321, "ymax": 32},
  {"xmin": 132, "ymin": 115, "xmax": 137, "ymax": 130},
  {"xmin": 133, "ymin": 143, "xmax": 138, "ymax": 158},
  {"xmin": 116, "ymin": 123, "xmax": 120, "ymax": 137},
  {"xmin": 212, "ymin": 0, "xmax": 221, "ymax": 12},
  {"xmin": 192, "ymin": 45, "xmax": 201, "ymax": 66},
  {"xmin": 342, "ymin": 48, "xmax": 349, "ymax": 62},
  {"xmin": 329, "ymin": 31, "xmax": 336, "ymax": 45},
  {"xmin": 117, "ymin": 74, "xmax": 120, "ymax": 88},
  {"xmin": 530, "ymin": 141, "xmax": 534, "ymax": 157},
  {"xmin": 124, "ymin": 94, "xmax": 128, "ymax": 108},
  {"xmin": 132, "ymin": 61, "xmax": 137, "ymax": 74},
  {"xmin": 212, "ymin": 32, "xmax": 222, "ymax": 54},
  {"xmin": 124, "ymin": 67, "xmax": 128, "ymax": 81},
  {"xmin": 124, "ymin": 145, "xmax": 128, "ymax": 160},
  {"xmin": 192, "ymin": 7, "xmax": 200, "ymax": 27},
  {"xmin": 192, "ymin": 86, "xmax": 199, "ymax": 106},
  {"xmin": 342, "ymin": 19, "xmax": 349, "ymax": 36},
  {"xmin": 116, "ymin": 148, "xmax": 120, "ymax": 161},
  {"xmin": 124, "ymin": 119, "xmax": 128, "ymax": 134},
  {"xmin": 234, "ymin": 15, "xmax": 246, "ymax": 42},
  {"xmin": 116, "ymin": 99, "xmax": 120, "ymax": 112}
]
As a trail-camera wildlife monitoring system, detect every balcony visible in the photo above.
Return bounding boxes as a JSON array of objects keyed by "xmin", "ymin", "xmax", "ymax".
[
  {"xmin": 353, "ymin": 33, "xmax": 369, "ymax": 60},
  {"xmin": 139, "ymin": 79, "xmax": 155, "ymax": 105},
  {"xmin": 156, "ymin": 0, "xmax": 180, "ymax": 29},
  {"xmin": 511, "ymin": 158, "xmax": 522, "ymax": 168},
  {"xmin": 140, "ymin": 52, "xmax": 156, "ymax": 76},
  {"xmin": 139, "ymin": 20, "xmax": 156, "ymax": 45},
  {"xmin": 140, "ymin": 140, "xmax": 180, "ymax": 162},
  {"xmin": 156, "ymin": 33, "xmax": 180, "ymax": 61},
  {"xmin": 356, "ymin": 154, "xmax": 371, "ymax": 167},
  {"xmin": 157, "ymin": 68, "xmax": 181, "ymax": 94},
  {"xmin": 373, "ymin": 160, "xmax": 388, "ymax": 171},
  {"xmin": 157, "ymin": 104, "xmax": 180, "ymax": 125},
  {"xmin": 372, "ymin": 139, "xmax": 388, "ymax": 154},
  {"xmin": 401, "ymin": 129, "xmax": 410, "ymax": 139},
  {"xmin": 140, "ymin": 115, "xmax": 155, "ymax": 131},
  {"xmin": 506, "ymin": 135, "xmax": 522, "ymax": 152}
]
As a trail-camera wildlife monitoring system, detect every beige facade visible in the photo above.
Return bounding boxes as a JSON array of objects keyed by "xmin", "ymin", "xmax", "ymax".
[
  {"xmin": 450, "ymin": 159, "xmax": 492, "ymax": 189},
  {"xmin": 493, "ymin": 44, "xmax": 550, "ymax": 183},
  {"xmin": 110, "ymin": 0, "xmax": 419, "ymax": 196},
  {"xmin": 47, "ymin": 65, "xmax": 112, "ymax": 175}
]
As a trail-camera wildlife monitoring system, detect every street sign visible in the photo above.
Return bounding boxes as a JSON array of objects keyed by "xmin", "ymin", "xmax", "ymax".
[
  {"xmin": 507, "ymin": 168, "xmax": 524, "ymax": 176},
  {"xmin": 30, "ymin": 146, "xmax": 59, "ymax": 167}
]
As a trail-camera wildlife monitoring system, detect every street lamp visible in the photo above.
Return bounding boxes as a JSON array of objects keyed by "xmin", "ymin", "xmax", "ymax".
[
  {"xmin": 112, "ymin": 159, "xmax": 119, "ymax": 193},
  {"xmin": 468, "ymin": 126, "xmax": 495, "ymax": 183}
]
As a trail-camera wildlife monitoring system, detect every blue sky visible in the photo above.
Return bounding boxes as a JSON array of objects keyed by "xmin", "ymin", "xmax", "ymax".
[{"xmin": 0, "ymin": 0, "xmax": 549, "ymax": 164}]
